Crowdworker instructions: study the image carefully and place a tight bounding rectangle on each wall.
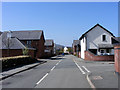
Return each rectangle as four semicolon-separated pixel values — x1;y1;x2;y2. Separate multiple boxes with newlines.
80;37;86;59
114;44;120;74
37;33;45;58
44;46;54;57
73;46;76;55
86;26;113;53
1;49;35;58
21;32;45;58
85;51;114;61
78;52;81;58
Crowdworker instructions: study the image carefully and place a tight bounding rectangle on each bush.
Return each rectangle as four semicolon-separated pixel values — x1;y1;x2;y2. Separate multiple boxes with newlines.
22;47;29;55
1;55;36;69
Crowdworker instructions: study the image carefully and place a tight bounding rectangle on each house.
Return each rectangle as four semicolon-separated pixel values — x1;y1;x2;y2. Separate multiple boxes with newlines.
72;40;80;57
113;37;120;74
0;30;45;58
79;24;116;61
44;39;54;57
0;31;2;35
0;36;35;58
64;47;69;54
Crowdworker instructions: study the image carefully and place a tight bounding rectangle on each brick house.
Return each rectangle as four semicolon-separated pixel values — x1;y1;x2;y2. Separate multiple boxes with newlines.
72;40;80;57
0;30;45;58
44;39;54;57
113;37;120;74
79;24;116;61
0;31;2;35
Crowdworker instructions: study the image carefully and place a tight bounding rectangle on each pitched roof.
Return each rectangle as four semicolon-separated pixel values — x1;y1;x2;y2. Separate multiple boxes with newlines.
9;30;43;40
0;36;26;49
45;39;54;46
0;31;36;50
79;24;114;40
114;37;120;42
73;40;80;46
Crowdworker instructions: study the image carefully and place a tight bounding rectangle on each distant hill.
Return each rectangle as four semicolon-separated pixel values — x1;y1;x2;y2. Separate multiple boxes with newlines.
55;44;64;50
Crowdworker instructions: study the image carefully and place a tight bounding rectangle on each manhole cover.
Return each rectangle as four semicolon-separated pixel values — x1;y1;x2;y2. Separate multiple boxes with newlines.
92;76;103;80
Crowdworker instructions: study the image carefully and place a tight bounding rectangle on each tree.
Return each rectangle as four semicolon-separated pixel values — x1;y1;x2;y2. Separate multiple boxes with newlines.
22;47;29;55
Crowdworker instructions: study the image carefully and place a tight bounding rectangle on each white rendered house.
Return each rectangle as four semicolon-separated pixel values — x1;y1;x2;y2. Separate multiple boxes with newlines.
79;24;115;59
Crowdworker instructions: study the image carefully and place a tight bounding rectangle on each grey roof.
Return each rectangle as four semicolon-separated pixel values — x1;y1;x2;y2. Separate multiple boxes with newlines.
79;24;114;40
0;36;26;49
45;40;54;46
0;31;37;50
114;37;120;42
73;40;80;46
8;30;43;40
98;44;113;49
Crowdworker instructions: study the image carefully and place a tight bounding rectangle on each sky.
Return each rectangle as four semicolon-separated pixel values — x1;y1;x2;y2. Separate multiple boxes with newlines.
2;2;118;47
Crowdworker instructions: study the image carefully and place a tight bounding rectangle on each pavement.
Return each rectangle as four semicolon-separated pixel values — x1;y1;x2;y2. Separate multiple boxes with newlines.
73;56;119;89
0;59;47;81
1;56;63;88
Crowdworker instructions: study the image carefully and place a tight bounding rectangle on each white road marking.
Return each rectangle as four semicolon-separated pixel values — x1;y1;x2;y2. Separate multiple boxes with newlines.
36;60;62;85
51;66;56;71
36;73;48;85
82;66;90;73
56;63;59;66
75;62;86;74
59;60;61;63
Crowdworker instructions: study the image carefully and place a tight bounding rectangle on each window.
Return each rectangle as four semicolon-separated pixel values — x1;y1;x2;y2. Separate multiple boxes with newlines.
102;35;106;41
101;50;104;53
27;41;31;46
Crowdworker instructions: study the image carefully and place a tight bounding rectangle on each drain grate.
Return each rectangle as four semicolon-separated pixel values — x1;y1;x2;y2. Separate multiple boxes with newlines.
92;76;103;80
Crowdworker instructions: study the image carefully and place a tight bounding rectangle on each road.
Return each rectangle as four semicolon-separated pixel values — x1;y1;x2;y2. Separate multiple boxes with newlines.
2;55;91;88
2;55;118;88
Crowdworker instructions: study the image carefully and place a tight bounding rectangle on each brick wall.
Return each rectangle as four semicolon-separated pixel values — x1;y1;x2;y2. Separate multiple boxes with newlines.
1;49;35;58
37;33;45;58
73;46;77;55
21;32;45;58
85;51;114;61
44;46;54;57
114;44;120;74
78;52;81;58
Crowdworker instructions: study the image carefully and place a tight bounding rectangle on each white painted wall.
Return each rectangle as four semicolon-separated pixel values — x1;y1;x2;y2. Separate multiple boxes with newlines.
86;26;113;55
64;47;69;53
87;26;112;49
80;37;86;59
80;25;114;57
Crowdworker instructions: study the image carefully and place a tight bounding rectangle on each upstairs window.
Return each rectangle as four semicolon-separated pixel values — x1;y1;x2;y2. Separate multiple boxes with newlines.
27;41;31;46
102;35;106;42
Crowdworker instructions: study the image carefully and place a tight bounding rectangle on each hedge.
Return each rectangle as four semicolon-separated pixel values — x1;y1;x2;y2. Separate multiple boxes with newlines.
0;55;37;69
